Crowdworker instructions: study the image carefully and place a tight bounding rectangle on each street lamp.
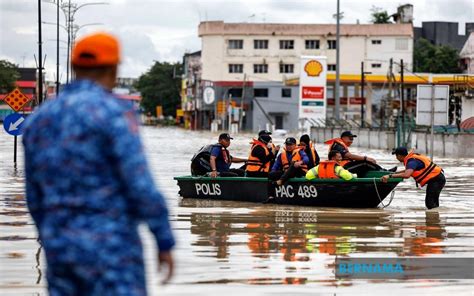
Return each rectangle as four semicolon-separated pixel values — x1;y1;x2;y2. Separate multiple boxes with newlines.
360;61;372;128
62;2;108;82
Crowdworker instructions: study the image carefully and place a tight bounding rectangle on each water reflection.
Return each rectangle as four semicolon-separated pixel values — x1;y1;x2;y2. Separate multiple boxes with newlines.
181;202;456;264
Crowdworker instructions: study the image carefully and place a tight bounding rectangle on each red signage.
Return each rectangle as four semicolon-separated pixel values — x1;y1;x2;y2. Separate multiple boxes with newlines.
302;86;324;99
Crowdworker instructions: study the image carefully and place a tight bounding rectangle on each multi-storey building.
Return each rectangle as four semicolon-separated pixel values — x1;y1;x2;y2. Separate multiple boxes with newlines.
198;21;414;131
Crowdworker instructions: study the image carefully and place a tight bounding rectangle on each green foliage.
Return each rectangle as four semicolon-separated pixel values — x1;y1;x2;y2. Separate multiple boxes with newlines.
135;61;183;116
370;6;392;24
0;59;20;93
414;38;461;73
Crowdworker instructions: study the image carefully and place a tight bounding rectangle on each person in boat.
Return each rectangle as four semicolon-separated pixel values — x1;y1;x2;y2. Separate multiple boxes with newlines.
305;150;357;181
245;130;280;178
324;130;391;176
299;134;320;168
210;133;247;177
324;130;377;165
269;137;309;186
381;147;445;209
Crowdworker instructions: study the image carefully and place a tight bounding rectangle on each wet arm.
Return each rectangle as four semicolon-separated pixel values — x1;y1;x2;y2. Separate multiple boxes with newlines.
231;156;247;163
390;169;414;179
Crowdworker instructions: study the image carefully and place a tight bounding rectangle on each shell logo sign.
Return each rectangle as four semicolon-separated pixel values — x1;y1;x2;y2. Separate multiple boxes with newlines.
299;56;327;127
304;60;323;77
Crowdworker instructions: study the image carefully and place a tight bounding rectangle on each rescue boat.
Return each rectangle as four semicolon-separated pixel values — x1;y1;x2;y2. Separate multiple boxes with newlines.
174;171;402;208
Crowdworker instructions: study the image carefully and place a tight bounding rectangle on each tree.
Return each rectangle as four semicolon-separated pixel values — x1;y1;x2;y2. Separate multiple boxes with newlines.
370;6;392;24
414;38;461;73
135;61;183;116
0;59;20;93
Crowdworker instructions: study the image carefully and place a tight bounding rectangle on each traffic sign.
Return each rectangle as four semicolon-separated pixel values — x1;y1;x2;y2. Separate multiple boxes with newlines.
3;88;32;112
3;113;26;136
203;87;215;105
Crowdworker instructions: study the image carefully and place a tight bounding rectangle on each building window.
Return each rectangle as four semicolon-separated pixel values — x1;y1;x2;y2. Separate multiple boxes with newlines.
228;39;243;49
327;40;337;49
395;38;409;50
254;88;268;97
305;40;320;49
253;64;268;73
281;88;292;98
254;39;268;49
371;40;382;45
279;63;294;73
371;63;382;68
328;64;336;71
228;64;243;73
279;40;294;49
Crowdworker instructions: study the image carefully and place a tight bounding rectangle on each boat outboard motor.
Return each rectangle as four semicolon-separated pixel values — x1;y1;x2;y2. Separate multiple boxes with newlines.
190;144;215;176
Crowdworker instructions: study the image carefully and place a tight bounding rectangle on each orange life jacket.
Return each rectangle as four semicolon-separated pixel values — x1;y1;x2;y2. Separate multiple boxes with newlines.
246;140;271;172
324;138;351;166
280;148;308;172
317;160;339;179
403;152;442;187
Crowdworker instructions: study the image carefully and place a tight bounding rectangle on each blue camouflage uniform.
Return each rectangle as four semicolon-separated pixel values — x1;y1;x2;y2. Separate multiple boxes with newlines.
22;79;175;296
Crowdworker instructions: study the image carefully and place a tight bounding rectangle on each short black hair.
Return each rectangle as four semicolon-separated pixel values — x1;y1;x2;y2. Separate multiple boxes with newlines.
328;150;341;160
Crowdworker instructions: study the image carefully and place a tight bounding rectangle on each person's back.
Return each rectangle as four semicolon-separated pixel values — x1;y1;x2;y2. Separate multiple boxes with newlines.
23;32;174;296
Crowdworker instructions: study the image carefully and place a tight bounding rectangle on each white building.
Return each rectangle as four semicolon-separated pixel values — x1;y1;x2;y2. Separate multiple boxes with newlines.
199;21;413;82
198;21;414;131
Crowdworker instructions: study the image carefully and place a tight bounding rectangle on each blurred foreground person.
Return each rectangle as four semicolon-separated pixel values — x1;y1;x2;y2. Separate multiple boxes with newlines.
381;147;445;209
22;32;175;296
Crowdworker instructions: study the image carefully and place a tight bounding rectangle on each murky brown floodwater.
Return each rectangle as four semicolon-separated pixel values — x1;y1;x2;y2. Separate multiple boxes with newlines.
1;126;473;295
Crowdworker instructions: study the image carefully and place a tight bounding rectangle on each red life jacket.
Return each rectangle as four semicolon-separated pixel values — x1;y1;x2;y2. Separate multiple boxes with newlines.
280;148;308;172
324;138;350;166
404;152;442;187
317;160;339;179
246;140;271;172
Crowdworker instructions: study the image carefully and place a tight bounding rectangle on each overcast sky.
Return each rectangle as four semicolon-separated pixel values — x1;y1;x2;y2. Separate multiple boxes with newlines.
1;0;473;81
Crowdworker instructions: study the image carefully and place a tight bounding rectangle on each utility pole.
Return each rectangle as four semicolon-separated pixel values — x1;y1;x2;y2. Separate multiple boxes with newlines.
38;0;44;105
400;59;405;145
335;0;341;120
361;62;365;127
56;0;60;96
360;61;372;128
66;0;71;83
386;58;394;127
239;74;246;131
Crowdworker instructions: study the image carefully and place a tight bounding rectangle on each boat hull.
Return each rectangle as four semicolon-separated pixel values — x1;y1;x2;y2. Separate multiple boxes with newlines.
175;172;401;208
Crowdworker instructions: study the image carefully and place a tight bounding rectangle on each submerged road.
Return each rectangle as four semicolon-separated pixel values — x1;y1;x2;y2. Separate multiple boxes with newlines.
1;126;473;295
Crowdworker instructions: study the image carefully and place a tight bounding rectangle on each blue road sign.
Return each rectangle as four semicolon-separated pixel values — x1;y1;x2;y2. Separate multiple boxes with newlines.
3;113;26;136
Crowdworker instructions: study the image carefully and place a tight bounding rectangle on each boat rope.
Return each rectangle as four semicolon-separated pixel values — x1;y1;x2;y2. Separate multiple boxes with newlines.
372;178;396;208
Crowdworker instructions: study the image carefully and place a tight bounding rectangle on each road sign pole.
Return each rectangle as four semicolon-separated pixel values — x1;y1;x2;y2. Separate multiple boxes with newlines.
14;135;17;164
430;84;435;160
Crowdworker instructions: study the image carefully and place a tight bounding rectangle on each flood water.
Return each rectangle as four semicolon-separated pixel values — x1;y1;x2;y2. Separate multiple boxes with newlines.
1;126;473;295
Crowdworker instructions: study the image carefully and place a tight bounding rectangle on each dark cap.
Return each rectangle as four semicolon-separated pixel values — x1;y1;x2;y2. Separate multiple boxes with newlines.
284;137;297;145
341;131;357;138
299;134;310;145
258;130;272;136
259;134;272;144
219;133;233;141
392;147;408;156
